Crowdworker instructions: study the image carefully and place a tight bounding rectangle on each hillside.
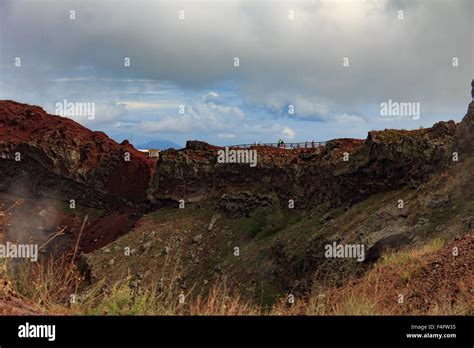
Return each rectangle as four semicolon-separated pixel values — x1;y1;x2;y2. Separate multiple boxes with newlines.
0;99;473;314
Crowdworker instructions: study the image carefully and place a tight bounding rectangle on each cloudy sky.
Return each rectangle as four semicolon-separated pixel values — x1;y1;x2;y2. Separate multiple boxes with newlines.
0;0;472;147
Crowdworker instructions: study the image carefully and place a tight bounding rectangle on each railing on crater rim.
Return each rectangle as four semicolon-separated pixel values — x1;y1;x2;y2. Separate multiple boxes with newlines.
227;141;327;149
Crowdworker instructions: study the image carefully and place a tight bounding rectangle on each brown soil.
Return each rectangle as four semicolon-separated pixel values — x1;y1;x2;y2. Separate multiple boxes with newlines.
404;235;473;313
328;235;474;314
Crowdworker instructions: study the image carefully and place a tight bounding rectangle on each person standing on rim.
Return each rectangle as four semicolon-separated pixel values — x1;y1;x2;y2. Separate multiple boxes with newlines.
471;79;474;100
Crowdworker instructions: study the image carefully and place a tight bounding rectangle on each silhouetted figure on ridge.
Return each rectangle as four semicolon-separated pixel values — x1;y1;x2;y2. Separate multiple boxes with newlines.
471;79;474;100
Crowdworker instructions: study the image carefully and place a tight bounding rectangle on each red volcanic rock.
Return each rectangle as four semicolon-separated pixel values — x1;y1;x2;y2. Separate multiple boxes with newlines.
0;100;155;203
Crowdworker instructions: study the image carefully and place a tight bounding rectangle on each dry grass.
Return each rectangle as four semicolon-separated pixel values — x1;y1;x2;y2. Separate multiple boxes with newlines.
189;282;261;315
272;238;473;316
301;238;446;315
81;252;261;315
1;201;471;316
10;256;83;314
0;201;83;314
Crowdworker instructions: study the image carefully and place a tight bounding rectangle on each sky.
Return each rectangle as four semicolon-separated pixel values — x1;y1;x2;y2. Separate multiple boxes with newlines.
0;0;472;148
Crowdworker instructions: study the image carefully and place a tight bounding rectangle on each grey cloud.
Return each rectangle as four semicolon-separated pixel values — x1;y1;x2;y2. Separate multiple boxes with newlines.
0;0;472;124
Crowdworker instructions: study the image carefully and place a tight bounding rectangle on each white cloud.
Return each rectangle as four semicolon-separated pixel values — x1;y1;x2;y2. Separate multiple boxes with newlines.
217;133;236;139
56;101;128;126
282;127;296;140
253;92;332;121
334;113;366;125
136;93;247;134
118;101;180;110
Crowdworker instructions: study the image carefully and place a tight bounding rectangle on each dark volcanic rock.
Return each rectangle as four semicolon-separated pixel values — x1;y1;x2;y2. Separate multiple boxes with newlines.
218;191;277;218
364;233;412;262
186;140;213;151
150;122;457;210
453;102;474;155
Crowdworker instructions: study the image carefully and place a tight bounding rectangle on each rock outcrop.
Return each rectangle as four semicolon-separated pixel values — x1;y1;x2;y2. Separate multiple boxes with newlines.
0;100;155;207
2;99;471;213
453;102;474;155
150;121;458;210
